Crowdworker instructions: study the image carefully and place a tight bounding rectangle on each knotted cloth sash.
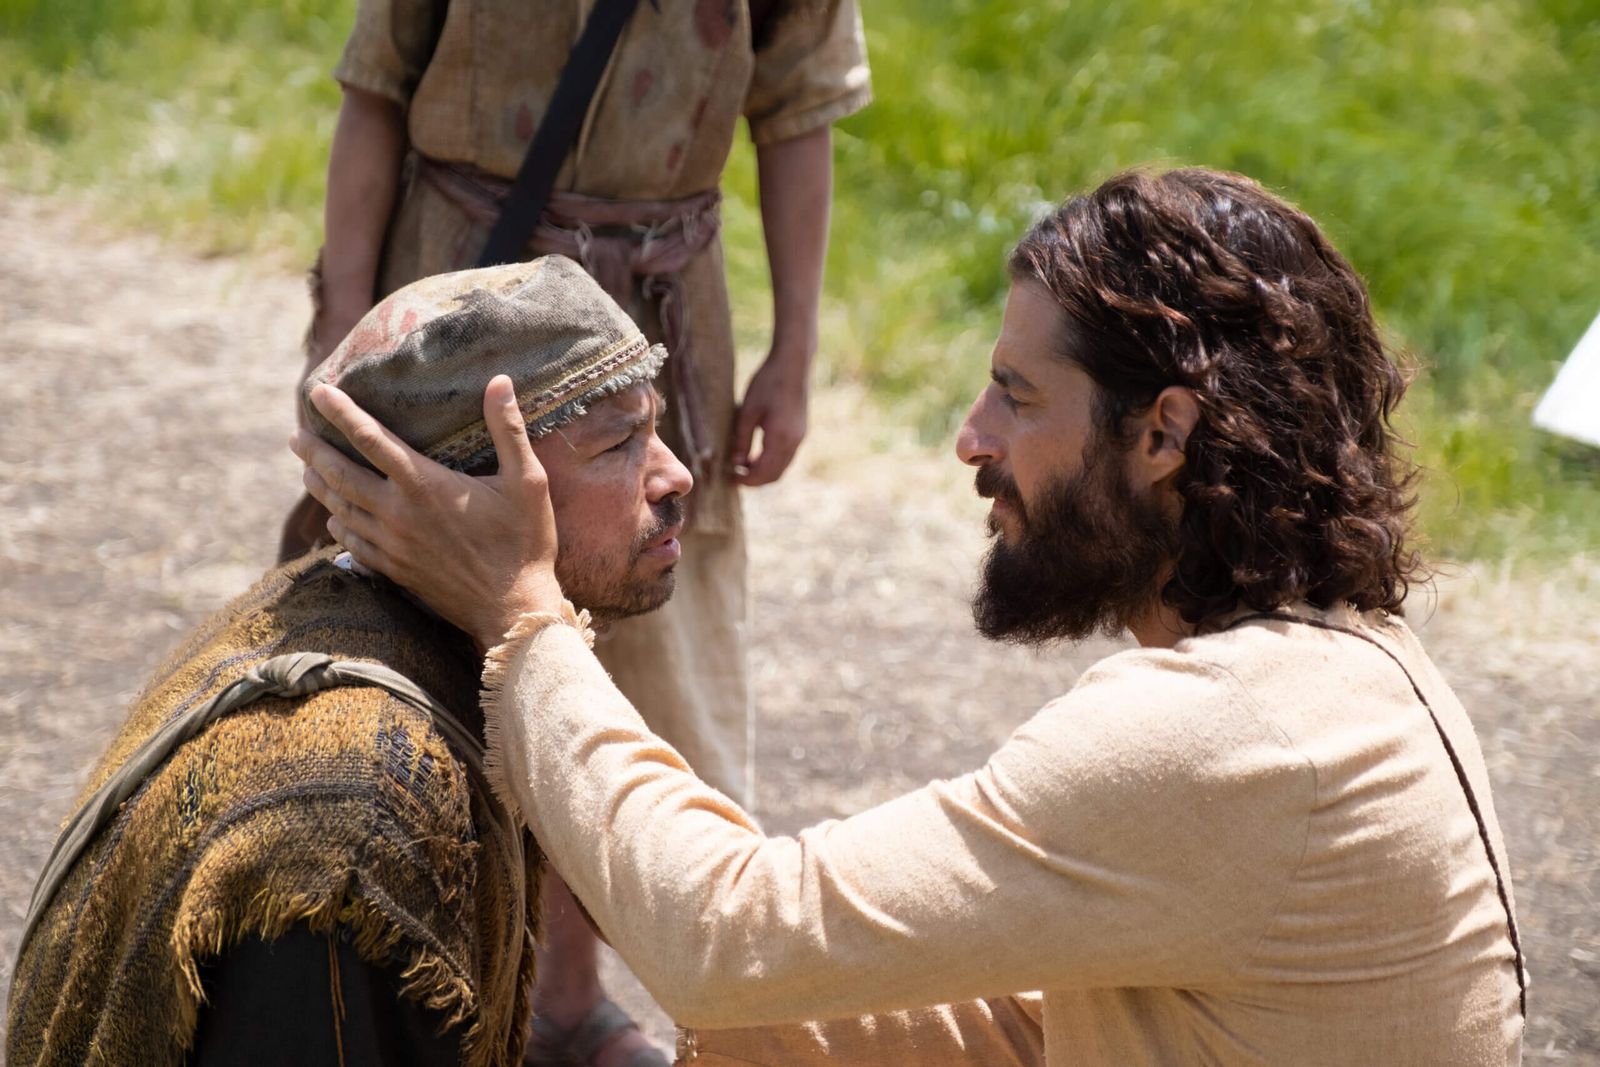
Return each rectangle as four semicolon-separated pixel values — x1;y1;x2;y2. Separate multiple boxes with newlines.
420;156;721;479
19;652;522;965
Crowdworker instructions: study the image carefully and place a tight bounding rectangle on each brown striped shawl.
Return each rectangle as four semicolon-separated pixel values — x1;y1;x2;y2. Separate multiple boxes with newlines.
7;549;538;1067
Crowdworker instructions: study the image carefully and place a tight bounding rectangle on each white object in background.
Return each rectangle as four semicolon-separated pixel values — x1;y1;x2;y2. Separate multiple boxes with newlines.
1533;308;1600;449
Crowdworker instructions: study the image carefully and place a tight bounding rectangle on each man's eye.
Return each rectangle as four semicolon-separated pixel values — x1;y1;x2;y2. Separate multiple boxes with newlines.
989;381;1022;412
605;433;636;454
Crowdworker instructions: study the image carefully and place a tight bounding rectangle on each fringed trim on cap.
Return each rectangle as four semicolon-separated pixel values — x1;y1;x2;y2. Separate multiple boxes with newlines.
523;340;668;441
478;602;596;828
433;338;669;472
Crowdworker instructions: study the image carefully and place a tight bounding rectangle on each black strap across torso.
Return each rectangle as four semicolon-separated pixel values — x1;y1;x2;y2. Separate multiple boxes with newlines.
476;0;644;267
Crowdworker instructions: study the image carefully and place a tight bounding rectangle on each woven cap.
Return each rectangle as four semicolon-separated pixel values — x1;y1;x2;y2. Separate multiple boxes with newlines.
303;256;666;472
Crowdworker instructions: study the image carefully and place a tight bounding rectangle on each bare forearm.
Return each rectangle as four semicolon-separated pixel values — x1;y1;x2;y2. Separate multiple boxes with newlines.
755;125;832;362
732;127;833;483
317;87;408;351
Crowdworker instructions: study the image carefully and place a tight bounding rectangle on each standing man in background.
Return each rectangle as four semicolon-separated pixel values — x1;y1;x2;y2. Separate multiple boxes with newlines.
279;2;871;1064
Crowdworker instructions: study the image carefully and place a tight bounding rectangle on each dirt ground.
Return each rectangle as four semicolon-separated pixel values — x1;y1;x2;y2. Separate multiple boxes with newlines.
2;189;1596;1061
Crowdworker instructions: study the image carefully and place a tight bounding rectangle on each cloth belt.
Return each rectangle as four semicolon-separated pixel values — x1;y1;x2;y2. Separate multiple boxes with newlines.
19;652;524;963
420;155;721;480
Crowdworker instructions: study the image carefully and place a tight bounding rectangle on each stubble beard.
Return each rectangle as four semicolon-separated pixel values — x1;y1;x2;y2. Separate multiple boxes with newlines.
558;497;686;624
972;438;1179;645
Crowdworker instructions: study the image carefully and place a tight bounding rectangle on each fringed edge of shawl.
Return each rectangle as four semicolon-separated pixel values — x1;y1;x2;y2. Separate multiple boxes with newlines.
477;603;594;832
507;901;543;1064
169;890;515;1067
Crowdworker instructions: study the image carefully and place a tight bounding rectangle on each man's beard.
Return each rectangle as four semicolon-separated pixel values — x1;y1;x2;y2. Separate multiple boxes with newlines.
973;440;1179;645
559;497;686;623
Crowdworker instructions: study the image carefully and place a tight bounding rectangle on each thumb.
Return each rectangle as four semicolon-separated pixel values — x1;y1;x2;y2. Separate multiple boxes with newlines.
731;397;763;467
483;375;541;487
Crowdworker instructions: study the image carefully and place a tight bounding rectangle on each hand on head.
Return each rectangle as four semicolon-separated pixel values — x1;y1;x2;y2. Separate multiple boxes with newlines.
290;375;565;650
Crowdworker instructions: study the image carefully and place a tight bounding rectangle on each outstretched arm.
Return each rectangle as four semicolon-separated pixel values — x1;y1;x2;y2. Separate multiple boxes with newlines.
685;996;1043;1066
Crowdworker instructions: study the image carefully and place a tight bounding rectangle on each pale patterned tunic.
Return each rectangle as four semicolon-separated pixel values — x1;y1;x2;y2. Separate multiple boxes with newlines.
332;0;871;803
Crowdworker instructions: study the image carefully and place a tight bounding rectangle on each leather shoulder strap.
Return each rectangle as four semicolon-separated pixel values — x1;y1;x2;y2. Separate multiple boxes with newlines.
1227;611;1527;1017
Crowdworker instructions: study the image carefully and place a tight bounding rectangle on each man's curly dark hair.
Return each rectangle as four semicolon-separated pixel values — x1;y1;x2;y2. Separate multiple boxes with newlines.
1010;167;1427;626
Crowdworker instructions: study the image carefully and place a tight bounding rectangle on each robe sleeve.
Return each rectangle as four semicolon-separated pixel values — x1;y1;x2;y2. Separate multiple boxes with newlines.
684;995;1044;1065
743;0;873;145
332;0;448;109
482;621;1313;1030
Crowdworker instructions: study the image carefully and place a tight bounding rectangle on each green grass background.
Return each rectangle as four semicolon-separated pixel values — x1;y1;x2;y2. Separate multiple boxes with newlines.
4;0;1597;562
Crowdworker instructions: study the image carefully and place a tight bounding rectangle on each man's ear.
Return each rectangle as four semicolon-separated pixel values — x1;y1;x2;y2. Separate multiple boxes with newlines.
1133;385;1200;488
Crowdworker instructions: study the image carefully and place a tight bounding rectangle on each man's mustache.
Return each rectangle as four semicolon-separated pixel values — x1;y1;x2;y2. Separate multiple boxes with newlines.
635;497;687;550
974;464;1022;508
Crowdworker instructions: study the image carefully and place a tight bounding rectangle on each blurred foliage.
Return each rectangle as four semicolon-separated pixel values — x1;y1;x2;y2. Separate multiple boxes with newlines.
3;0;1597;560
0;0;345;252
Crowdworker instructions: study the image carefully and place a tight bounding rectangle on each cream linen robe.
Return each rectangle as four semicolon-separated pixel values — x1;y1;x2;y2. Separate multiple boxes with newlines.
483;602;1524;1065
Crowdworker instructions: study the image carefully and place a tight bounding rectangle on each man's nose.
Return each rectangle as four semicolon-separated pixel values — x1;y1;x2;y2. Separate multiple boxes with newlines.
955;392;1000;468
648;435;694;501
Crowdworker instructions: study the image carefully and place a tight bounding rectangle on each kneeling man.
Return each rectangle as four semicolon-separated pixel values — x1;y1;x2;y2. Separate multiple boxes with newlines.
7;257;688;1067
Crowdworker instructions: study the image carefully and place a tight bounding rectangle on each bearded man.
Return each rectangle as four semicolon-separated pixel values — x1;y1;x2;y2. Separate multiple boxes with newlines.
294;168;1525;1065
8;257;689;1067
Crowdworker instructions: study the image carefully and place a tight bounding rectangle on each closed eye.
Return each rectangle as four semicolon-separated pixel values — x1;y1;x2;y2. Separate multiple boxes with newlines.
990;369;1028;411
604;415;652;454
